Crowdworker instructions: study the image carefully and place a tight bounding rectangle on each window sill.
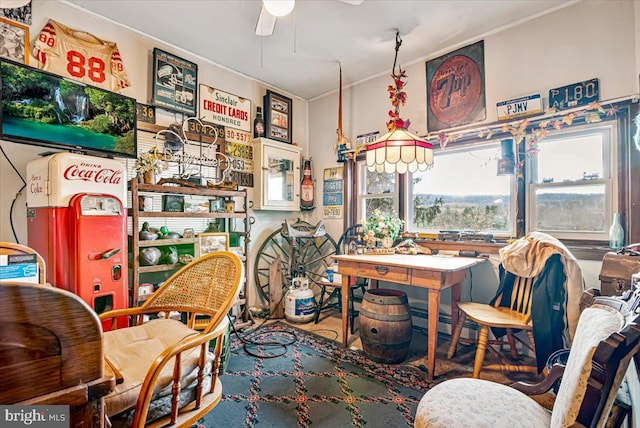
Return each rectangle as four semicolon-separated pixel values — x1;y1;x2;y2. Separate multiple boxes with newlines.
414;239;611;261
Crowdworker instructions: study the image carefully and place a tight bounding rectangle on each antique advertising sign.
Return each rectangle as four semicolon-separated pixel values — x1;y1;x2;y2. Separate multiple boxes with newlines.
322;167;343;219
426;40;485;132
496;94;542;121
199;85;251;132
152;48;198;115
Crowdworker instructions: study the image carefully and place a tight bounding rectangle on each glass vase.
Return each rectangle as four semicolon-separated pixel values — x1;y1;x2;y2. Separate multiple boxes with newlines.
609;212;624;250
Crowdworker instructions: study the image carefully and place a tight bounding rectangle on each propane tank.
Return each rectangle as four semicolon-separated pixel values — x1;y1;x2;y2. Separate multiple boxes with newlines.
285;277;315;323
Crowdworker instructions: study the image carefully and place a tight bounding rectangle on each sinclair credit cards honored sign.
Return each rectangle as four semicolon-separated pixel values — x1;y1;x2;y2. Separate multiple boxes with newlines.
199;85;251;132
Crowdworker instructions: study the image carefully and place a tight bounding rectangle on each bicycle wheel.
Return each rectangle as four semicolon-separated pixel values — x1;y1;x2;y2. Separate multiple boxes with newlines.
254;220;337;302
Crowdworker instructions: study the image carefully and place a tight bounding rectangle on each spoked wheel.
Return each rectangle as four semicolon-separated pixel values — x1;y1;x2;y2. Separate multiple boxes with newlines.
254;219;337;302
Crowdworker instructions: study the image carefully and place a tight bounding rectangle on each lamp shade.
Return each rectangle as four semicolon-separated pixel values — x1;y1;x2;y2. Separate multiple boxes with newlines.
366;128;434;174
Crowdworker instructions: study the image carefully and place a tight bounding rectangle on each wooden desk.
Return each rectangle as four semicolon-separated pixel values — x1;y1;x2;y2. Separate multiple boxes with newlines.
333;253;482;380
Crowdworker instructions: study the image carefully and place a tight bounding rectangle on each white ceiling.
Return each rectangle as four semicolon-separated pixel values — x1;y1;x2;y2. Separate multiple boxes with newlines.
66;0;577;101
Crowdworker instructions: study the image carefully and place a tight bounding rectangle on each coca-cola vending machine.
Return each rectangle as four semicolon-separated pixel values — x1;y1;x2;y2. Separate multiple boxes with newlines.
26;153;128;321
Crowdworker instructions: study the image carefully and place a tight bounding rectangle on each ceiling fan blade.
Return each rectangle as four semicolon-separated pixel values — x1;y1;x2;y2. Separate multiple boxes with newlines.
255;5;276;36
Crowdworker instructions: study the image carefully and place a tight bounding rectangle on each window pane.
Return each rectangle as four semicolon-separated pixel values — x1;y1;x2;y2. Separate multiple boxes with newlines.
358;162;398;224
365;197;395;219
533;184;606;232
410;145;513;234
527;124;613;240
364;170;395;195
535;134;603;183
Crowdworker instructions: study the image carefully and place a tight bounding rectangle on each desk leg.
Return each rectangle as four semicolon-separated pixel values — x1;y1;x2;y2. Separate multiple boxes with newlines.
427;290;441;380
450;283;461;342
341;274;350;348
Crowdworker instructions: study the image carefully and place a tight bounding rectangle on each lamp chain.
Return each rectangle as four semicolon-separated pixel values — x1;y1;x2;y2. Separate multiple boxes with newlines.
392;30;402;79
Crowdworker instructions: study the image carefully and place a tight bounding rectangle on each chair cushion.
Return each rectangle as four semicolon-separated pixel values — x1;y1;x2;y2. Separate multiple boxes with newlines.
103;318;203;417
414;378;551;428
550;305;624;427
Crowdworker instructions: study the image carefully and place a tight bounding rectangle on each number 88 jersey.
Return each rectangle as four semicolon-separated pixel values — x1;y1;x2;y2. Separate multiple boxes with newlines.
33;19;130;93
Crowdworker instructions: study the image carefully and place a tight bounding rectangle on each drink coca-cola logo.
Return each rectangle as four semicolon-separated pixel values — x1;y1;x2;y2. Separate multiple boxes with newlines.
63;164;123;184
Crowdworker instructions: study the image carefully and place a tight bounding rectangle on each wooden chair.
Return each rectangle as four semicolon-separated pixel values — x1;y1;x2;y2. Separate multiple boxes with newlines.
0;281;115;427
415;287;640;428
448;252;567;378
99;251;244;428
0;241;46;284
314;224;367;333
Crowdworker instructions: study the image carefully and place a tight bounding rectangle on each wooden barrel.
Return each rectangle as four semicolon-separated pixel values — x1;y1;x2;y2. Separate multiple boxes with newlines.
359;289;412;364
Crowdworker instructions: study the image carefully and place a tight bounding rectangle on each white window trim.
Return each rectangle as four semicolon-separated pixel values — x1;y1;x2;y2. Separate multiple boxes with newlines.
356;161;399;223
525;123;618;240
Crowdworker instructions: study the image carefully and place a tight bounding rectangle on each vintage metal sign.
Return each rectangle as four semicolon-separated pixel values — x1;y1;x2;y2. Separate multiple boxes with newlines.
496;94;542;121
322;167;343;219
199;85;251;132
136;103;156;124
356;131;380;147
426;40;486;132
152;48;198;115
549;78;599;110
224;138;254;188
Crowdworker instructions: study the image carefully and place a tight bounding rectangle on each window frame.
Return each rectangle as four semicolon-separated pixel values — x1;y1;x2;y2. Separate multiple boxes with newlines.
356;161;400;224
525;123;617;240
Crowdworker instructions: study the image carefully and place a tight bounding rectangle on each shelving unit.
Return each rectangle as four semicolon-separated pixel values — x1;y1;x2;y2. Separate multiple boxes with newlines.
129;179;252;329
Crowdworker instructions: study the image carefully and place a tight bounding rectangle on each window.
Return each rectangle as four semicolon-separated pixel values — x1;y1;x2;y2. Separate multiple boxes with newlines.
407;142;515;236
354;113;624;244
526;124;616;240
357;162;398;223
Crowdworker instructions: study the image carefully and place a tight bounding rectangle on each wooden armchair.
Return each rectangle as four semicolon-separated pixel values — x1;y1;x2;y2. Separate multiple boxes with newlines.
0;281;115;427
415;287;640;428
99;251;244;428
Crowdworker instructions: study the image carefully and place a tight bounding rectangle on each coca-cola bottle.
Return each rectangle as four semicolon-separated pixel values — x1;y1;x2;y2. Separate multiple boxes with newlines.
300;158;314;210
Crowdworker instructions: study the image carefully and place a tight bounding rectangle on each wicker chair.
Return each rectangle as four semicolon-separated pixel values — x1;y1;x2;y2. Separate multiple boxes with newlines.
0;241;46;284
415;287;640;428
99;251;244;428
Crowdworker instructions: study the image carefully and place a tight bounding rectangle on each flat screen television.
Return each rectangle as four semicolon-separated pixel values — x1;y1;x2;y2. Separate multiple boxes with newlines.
0;58;137;159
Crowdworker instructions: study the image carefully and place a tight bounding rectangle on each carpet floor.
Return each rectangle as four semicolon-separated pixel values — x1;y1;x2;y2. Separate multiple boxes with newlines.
193;321;437;428
193;314;542;427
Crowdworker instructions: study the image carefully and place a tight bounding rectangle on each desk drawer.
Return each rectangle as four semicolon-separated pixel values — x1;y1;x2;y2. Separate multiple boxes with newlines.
357;263;409;283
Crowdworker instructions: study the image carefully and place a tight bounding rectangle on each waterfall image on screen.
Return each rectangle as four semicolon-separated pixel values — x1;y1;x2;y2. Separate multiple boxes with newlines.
0;58;137;158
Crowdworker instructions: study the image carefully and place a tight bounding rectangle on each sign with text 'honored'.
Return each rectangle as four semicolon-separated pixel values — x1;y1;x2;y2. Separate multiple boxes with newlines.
496;94;542;121
199;85;251;132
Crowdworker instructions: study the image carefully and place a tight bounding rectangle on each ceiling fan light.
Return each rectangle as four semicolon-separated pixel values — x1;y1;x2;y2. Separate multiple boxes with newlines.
263;0;295;17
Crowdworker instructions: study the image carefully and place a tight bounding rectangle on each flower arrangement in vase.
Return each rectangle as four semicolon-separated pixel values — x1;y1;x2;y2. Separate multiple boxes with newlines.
134;147;167;184
362;209;404;249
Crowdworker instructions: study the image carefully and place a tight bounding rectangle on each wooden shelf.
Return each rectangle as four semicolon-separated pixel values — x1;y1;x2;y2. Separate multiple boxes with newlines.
137;238;198;247
128;178;253;329
132;211;247;219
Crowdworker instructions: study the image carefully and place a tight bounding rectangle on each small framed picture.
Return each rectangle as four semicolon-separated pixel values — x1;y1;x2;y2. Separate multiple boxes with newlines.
264;89;292;144
0;17;29;64
198;232;229;256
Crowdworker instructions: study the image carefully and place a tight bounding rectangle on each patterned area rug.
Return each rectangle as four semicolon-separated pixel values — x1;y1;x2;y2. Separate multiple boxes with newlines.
193;321;436;428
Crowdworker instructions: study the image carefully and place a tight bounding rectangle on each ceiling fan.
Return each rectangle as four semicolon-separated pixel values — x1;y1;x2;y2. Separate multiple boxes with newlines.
255;0;364;36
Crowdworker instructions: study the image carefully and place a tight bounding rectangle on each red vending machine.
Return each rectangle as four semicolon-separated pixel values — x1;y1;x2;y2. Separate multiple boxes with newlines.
26;153;128;320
